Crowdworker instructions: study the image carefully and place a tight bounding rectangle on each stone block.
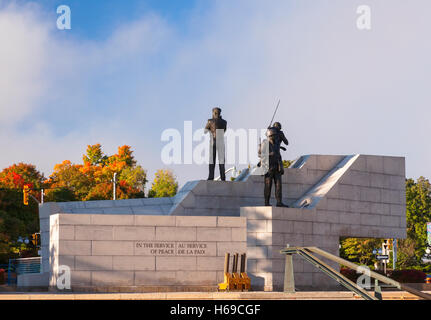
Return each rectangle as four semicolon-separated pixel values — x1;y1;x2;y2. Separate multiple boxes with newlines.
91;214;134;226
292;221;312;234
315;210;340;223
155;227;196;241
248;246;268;260
360;187;381;203
175;271;217;285
335;185;361;201
283;233;304;247
370;173;389;189
84;200;116;208
75;225;113;240
102;207;134;214
390;204;405;216
176;216;217;227
217;216;246;228
241;206;272;220
92;241;134;255
113;256;155;271
350;155;366;171
40;218;50;233
326;199;348;212
156;256;197;271
131;206;165;214
197;257;225;271
57;255;75;270
383;157;405;176
232;228;247;242
134;271;176;285
381;215;400;228
330;224;352;236
366;156;384;173
381;190;402;204
271;220;294;233
342;170;370;187
360;214;381;226
315;155;344;171
295;272;313;287
58;240;91;255
312;222;332;235
75;256;113;271
92;271;134;286
370;202;391;215
71;271;91;286
196;227;232;242
339;212;361;225
266;245;285;260
247;220;267;233
113;226;155;240
217;242;247;256
135;215;176;226
57;214;91;225
347;201;370;214
58;225;75;240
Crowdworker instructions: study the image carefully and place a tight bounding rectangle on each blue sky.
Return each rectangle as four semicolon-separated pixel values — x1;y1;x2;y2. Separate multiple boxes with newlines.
0;0;430;189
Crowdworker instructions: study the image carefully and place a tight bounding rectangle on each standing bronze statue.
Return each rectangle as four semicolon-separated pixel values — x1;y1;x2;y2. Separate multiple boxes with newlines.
258;126;289;207
205;107;227;181
273;122;288;175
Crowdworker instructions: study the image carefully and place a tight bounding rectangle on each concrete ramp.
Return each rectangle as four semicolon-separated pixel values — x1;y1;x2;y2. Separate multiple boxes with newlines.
293;155;360;208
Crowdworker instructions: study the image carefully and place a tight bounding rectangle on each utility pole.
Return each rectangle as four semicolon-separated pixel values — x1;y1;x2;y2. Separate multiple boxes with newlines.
393;238;397;270
113;173;117;200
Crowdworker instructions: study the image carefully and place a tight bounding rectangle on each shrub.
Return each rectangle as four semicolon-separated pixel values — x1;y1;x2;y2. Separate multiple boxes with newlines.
389;270;426;283
0;269;5;285
340;267;359;282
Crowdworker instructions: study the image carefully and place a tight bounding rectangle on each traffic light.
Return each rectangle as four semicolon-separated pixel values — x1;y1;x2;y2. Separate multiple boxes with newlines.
31;233;39;246
23;185;29;206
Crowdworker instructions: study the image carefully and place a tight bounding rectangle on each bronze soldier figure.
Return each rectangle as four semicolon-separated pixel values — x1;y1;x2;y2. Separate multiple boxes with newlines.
259;127;288;207
272;122;288;174
205;107;227;181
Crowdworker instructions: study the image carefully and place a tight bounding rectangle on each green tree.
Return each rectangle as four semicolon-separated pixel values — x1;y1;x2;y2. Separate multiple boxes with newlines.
283;160;292;168
148;169;178;198
340;237;382;266
404;177;431;262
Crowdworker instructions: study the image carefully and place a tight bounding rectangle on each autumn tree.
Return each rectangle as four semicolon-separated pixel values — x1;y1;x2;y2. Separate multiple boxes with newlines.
148;169;178;198
46;144;147;201
0;163;42;263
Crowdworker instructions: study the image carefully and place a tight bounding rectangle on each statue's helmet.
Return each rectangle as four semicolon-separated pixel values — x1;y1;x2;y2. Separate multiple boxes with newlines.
212;107;221;114
273;122;282;129
266;127;278;137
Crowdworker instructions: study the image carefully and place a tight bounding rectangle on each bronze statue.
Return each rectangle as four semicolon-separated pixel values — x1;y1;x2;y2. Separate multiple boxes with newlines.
259;127;288;207
205;107;227;181
273;122;288;175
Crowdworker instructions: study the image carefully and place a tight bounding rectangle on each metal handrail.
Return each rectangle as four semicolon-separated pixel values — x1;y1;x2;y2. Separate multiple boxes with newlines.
280;246;431;300
7;257;42;285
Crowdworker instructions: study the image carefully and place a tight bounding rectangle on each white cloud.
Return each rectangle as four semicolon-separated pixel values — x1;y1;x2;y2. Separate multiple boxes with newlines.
0;0;430;189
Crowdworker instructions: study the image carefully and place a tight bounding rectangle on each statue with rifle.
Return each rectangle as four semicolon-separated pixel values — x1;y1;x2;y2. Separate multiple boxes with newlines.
258;99;289;207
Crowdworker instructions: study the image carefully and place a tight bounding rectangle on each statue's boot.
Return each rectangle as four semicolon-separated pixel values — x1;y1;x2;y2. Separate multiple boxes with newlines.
208;164;215;180
276;202;289;208
219;164;226;181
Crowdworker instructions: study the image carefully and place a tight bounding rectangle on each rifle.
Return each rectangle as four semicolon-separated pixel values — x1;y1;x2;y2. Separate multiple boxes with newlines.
268;99;286;151
268;99;280;128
